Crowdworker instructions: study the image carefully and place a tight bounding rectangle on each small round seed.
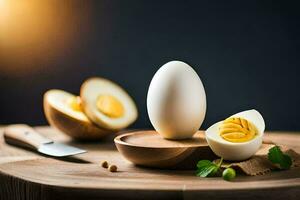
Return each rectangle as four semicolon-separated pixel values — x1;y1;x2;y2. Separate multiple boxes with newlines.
108;165;117;172
101;161;108;168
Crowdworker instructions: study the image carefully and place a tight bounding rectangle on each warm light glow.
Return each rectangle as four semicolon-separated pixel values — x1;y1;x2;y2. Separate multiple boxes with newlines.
0;0;92;75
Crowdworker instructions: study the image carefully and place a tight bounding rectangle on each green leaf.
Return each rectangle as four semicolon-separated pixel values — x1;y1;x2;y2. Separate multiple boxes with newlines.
196;159;223;177
268;146;292;169
197;160;213;168
196;165;217;177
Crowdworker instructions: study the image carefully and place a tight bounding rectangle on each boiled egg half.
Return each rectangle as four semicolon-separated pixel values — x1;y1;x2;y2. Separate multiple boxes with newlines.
44;89;112;140
80;77;138;130
205;109;265;161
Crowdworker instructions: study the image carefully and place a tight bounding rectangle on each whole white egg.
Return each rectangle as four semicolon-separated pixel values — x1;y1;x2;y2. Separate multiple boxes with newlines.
147;61;206;139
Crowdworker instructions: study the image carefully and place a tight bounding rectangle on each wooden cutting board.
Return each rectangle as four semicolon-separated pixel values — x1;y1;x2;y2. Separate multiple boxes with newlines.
0;126;299;200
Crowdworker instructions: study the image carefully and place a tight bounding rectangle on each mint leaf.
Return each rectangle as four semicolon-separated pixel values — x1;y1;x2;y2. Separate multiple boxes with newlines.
268;146;292;169
196;159;223;177
196;165;217;177
197;160;213;168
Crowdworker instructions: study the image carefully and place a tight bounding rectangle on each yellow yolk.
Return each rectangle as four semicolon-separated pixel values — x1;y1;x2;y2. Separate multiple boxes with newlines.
96;95;124;118
219;117;257;143
67;96;83;112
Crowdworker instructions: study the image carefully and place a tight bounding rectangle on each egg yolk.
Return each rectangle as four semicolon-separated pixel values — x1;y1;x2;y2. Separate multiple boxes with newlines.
96;95;124;118
67;96;83;112
219;117;257;143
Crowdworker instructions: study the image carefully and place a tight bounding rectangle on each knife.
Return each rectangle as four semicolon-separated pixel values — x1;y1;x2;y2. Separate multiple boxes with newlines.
3;124;86;157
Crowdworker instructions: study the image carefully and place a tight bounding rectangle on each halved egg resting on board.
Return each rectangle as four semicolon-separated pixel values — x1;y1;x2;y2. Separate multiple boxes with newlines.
44;89;112;140
43;78;138;140
205;110;265;161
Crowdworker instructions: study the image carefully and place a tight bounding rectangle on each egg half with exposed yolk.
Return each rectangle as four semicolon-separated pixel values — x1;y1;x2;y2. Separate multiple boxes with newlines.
80;77;138;130
44;89;112;140
205;109;265;161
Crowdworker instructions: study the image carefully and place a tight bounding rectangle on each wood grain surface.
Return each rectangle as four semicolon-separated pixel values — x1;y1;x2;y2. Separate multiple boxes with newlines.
0;126;299;200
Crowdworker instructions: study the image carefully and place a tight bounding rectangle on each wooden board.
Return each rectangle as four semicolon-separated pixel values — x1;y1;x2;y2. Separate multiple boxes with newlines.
0;126;300;200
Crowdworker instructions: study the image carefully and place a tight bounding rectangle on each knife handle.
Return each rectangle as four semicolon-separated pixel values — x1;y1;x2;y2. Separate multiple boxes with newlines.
3;124;53;150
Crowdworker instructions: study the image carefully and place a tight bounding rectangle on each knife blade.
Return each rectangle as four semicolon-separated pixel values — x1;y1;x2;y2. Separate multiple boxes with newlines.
3;124;86;157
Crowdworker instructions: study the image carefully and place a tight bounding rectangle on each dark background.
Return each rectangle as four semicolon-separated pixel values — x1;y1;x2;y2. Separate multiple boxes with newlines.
0;0;299;131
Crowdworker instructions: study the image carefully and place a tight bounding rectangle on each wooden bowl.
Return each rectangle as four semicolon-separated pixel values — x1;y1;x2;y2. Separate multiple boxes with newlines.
114;130;215;169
